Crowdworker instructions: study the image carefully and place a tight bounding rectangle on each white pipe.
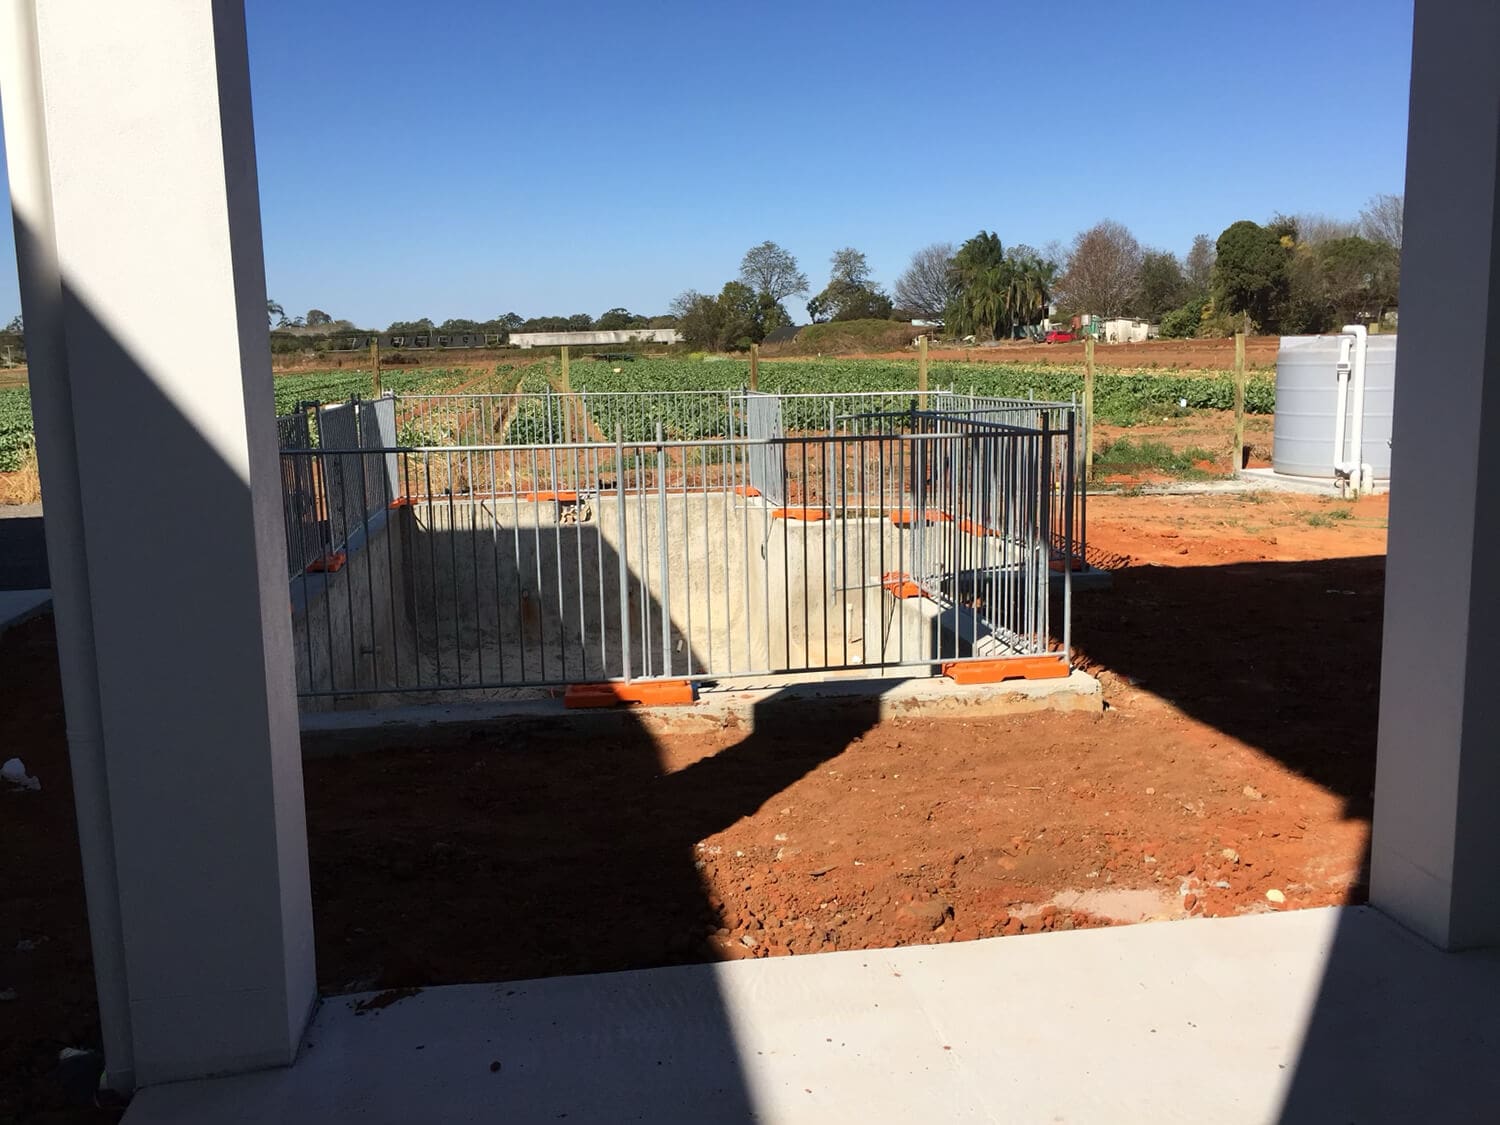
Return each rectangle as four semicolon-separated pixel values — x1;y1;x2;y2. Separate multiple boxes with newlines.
1333;334;1353;477
0;1;135;1088
1343;324;1369;495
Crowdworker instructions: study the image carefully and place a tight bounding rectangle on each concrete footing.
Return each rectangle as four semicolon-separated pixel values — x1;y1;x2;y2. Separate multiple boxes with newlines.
299;670;1101;755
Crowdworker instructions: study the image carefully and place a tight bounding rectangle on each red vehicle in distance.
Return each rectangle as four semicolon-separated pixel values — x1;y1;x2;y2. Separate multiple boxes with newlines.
1044;329;1076;343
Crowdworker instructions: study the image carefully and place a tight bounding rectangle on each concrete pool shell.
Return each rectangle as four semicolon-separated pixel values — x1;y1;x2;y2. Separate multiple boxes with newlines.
290;488;1064;709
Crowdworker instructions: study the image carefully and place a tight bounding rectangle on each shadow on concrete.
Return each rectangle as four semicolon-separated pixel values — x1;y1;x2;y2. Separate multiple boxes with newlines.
301;691;881;1121
1274;905;1500;1122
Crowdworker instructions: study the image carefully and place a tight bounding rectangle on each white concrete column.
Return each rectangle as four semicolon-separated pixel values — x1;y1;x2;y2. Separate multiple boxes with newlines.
1371;0;1500;951
0;0;315;1086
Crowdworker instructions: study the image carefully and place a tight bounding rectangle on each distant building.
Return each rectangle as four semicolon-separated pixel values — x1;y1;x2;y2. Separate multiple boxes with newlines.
507;328;682;350
1097;317;1157;343
761;325;802;345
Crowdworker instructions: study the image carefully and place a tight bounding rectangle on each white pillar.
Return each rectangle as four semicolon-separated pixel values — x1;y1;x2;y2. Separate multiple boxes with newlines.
0;0;315;1086
1371;0;1500;951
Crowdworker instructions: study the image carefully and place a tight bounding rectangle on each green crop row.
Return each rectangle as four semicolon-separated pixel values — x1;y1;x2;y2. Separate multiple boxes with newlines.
560;358;1275;433
272;367;469;415
504;370;569;445
0;388;34;472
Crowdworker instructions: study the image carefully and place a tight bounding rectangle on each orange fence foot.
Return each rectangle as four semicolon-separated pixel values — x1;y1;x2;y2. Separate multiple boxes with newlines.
882;571;925;599
307;551;347;574
564;680;697;709
889;508;952;527
941;656;1070;684
771;507;829;522
732;485;762;498
957;519;1002;538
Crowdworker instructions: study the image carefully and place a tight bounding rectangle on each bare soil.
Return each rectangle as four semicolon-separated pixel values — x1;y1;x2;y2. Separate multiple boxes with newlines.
867;336;1280;370
1;487;1386;1119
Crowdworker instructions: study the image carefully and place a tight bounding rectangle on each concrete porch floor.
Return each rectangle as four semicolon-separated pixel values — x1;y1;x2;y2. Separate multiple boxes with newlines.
124;905;1500;1124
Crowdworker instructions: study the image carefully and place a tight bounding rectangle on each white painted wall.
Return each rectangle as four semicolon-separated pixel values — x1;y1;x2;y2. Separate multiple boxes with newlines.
1371;0;1500;950
0;0;316;1086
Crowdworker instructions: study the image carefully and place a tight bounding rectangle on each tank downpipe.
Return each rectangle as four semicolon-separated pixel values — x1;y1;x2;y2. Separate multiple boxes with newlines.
1336;324;1371;497
1333;334;1353;486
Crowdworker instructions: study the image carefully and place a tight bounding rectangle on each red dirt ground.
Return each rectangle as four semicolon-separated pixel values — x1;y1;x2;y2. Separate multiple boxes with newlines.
0;487;1386;1119
866;336;1281;370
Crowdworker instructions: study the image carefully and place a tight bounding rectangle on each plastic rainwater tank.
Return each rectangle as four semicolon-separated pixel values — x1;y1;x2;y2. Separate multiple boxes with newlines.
1272;335;1397;480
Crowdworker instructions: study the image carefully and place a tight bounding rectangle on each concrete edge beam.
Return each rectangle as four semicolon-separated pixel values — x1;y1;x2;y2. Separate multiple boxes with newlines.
298;670;1102;756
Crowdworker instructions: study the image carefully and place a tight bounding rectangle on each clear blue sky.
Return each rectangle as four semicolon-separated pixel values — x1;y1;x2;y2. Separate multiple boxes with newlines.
0;0;1413;328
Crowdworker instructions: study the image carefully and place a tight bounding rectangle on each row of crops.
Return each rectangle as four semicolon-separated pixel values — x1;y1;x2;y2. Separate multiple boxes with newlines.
272;367;471;415
0;358;1279;476
562;358;1277;433
0;388;33;472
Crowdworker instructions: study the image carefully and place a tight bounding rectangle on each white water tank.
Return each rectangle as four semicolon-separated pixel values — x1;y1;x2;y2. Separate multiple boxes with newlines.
1273;335;1397;480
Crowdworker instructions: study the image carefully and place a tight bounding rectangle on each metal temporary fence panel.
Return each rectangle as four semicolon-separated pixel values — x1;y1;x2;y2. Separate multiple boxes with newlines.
281;390;1075;700
745;392;786;505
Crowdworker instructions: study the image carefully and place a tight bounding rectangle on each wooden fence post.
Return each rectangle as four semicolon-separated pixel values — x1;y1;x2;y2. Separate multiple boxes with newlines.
1233;331;1247;471
369;335;381;398
749;342;760;391
1084;335;1096;480
918;334;929;410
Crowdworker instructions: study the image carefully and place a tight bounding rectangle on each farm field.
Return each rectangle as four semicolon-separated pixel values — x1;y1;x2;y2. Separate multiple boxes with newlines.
2;356;1281;503
0;484;1385;1119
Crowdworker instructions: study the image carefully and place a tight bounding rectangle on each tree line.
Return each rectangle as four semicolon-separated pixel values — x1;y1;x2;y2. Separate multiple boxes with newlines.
258;191;1402;352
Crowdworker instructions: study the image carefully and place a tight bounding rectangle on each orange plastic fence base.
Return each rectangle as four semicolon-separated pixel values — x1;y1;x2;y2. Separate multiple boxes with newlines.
942;656;1070;684
882;571;924;599
889;508;951;527
522;490;580;503
307;551;347;574
771;507;829;522
564;680;697;709
957;519;1002;538
732;485;762;498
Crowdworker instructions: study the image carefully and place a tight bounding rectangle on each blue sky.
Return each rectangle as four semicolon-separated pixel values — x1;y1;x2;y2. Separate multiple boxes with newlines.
0;0;1413;328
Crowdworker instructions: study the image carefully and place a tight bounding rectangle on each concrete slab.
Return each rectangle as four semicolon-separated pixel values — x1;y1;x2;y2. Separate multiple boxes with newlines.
299;670;1102;754
122;906;1500;1124
1092;470;1387;500
0;587;50;634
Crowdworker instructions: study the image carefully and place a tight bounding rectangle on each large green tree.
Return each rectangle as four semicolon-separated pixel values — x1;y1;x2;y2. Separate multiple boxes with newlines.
594;307;648;330
808;246;894;322
1137;251;1187;320
946;232;1054;339
1212;220;1290;331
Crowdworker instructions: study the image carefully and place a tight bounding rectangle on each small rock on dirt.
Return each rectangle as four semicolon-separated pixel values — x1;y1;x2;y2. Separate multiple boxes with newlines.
1182;893;1198;911
901;899;953;931
1265;888;1286;904
1243;785;1264;801
740;934;758;948
1221;847;1241;864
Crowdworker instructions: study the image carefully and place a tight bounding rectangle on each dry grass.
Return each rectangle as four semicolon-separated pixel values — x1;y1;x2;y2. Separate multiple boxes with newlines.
0;448;41;505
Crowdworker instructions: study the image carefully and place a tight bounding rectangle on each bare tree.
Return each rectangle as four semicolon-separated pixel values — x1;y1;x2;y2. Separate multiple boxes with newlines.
1360;192;1404;251
738;241;808;303
892;242;956;320
1283;212;1360;245
1055;220;1144;317
829;247;873;287
1184;234;1216;296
